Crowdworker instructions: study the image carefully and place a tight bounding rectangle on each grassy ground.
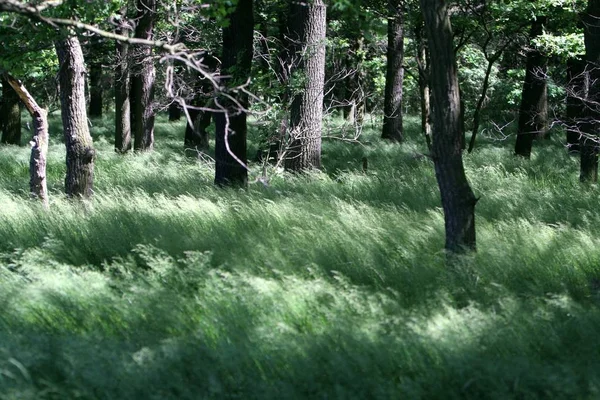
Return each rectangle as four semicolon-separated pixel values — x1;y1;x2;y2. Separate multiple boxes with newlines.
1;113;600;399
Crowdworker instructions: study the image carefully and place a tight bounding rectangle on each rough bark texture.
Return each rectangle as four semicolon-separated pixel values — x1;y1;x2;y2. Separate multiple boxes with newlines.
115;19;131;153
214;0;253;187
88;61;103;118
515;17;548;158
4;73;48;207
381;0;404;142
566;57;586;153
56;36;95;198
581;0;600;182
284;0;327;171
1;76;21;145
130;0;156;151
420;0;477;254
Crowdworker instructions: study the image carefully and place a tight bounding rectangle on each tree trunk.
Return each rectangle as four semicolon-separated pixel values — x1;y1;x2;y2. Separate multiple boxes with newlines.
581;0;600;182
56;36;95;198
115;17;132;153
420;0;477;254
88;61;103;118
415;21;432;150
3;73;48;207
130;0;156;151
1;77;21;145
381;0;404;142
284;0;327;171
184;107;211;156
169;102;181;121
214;0;253;187
514;17;548;158
566;57;586;153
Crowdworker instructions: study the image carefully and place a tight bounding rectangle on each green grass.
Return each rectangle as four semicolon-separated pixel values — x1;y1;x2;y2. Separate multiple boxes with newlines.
1;113;600;399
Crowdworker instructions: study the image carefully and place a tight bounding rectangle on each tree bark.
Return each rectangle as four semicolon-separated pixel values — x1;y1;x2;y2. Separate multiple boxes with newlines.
1;76;21;145
115;17;132;153
581;0;600;182
3;73;48;207
420;0;477;254
213;0;253;187
284;0;327;171
514;17;548;158
566;57;586;153
130;0;156;151
381;0;404;142
415;20;432;150
56;36;95;198
88;60;103;118
169;102;181;121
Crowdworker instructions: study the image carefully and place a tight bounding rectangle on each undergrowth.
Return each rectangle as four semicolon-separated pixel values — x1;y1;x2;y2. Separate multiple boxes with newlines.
0;113;599;399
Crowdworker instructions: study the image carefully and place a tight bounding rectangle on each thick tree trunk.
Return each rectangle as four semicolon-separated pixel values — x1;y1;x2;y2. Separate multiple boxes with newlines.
284;0;326;171
56;36;95;198
88;61;103;118
115;19;132;153
130;0;156;151
415;21;432;150
581;0;600;182
214;0;253;187
381;0;404;142
169;102;181;121
420;0;477;254
515;17;548;158
566;57;586;153
4;73;48;207
1;77;21;145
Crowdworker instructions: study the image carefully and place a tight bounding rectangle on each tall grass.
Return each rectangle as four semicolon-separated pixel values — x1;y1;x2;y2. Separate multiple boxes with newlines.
0;113;599;399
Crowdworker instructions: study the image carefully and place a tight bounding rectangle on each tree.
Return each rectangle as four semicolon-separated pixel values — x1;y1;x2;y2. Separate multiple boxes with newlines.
514;16;549;158
581;0;600;182
420;0;477;254
284;0;327;171
566;56;586;153
0;76;21;144
381;0;404;142
3;73;48;206
56;35;95;198
130;0;156;151
213;0;254;186
115;12;132;153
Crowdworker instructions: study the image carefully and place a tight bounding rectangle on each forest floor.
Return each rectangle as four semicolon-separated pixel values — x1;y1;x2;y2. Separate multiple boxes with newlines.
1;113;600;399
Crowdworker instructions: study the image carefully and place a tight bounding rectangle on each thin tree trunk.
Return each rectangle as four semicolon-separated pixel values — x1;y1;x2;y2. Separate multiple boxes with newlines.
515;17;548;158
56;36;95;198
1;76;21;145
3;73;48;207
581;0;600;182
566;57;586;153
284;0;327;171
130;0;156;151
88;61;103;118
420;0;477;254
214;0;253;186
415;21;432;150
115;17;132;153
468;55;499;153
381;0;404;142
169;102;181;121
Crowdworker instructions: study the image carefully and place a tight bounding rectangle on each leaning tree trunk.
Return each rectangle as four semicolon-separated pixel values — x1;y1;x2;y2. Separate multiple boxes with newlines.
3;73;48;207
420;0;477;254
56;36;95;198
381;0;405;142
213;0;253;187
581;0;600;182
514;17;548;158
130;0;156;151
566;56;586;153
284;0;327;171
115;16;132;153
1;76;21;145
